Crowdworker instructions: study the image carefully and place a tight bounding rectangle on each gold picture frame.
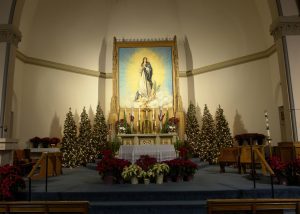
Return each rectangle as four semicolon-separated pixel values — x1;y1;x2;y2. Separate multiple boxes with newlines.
108;36;184;139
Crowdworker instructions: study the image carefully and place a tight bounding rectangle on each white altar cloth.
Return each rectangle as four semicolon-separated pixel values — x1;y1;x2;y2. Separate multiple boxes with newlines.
118;145;176;163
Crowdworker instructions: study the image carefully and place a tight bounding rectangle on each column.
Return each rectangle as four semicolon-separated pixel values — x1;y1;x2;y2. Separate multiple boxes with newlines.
0;0;22;165
270;0;300;141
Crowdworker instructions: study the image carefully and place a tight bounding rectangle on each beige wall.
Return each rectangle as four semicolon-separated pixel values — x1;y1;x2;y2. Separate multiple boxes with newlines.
13;59;99;148
13;0;284;145
286;36;300;140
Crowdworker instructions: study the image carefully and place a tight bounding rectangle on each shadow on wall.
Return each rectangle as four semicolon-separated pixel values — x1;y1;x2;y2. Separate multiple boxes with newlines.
185;36;195;105
49;112;62;139
89;106;95;123
98;37;106;114
233;110;248;138
196;104;202;129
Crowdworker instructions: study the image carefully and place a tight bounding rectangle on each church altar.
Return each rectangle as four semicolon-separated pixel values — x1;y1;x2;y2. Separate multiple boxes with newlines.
117;133;177;163
117;133;177;145
118;144;176;163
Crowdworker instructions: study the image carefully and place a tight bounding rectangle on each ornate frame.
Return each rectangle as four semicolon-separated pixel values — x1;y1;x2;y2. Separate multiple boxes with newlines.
109;36;184;139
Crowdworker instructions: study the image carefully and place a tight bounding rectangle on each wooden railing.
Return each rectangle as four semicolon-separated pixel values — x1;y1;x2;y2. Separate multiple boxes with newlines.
27;152;62;180
207;198;300;214
0;201;89;213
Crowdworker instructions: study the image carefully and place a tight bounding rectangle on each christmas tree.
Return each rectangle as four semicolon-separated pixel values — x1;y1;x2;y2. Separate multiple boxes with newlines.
61;108;78;168
78;107;93;165
92;104;108;156
185;103;201;156
199;104;218;163
215;105;233;150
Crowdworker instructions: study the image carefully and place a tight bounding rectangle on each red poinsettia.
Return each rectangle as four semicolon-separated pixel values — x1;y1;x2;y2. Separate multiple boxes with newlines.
0;165;25;200
136;155;157;171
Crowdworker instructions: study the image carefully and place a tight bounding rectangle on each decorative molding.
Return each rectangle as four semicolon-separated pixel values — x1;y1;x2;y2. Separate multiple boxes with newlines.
180;45;276;77
116;37;174;42
0;24;21;46
270;16;300;41
16;50;109;78
16;44;276;79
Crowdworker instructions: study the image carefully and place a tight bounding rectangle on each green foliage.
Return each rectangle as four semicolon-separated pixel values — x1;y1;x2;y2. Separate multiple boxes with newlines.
185;103;201;156
92;104;108;155
215;105;233;150
78;107;93;165
61;108;79;168
199;104;218;163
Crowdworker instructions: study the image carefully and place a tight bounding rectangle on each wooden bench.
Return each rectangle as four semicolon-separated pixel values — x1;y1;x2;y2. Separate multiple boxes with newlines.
207;198;300;214
0;201;89;213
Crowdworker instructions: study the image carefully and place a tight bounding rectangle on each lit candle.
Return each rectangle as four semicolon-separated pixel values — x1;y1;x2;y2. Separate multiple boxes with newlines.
152;108;155;120
138;107;140;120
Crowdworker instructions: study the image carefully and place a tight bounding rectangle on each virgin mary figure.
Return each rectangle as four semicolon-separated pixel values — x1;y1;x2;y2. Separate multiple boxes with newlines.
134;57;153;101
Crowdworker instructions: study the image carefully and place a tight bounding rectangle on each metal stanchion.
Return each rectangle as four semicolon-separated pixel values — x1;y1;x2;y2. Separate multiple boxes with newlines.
45;152;48;192
28;177;32;201
270;174;275;198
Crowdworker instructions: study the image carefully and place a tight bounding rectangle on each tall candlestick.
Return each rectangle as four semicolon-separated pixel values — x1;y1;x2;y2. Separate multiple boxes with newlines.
138;107;140;120
152;108;154;120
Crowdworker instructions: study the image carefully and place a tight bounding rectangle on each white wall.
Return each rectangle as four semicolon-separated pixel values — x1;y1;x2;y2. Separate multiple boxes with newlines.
191;58;281;144
286;36;300;140
13;0;283;144
13;59;99;148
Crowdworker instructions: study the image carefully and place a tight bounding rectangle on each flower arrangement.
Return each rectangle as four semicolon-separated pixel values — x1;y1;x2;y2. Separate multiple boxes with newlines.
140;169;155;179
121;164;143;181
115;119;130;134
268;156;286;176
168;117;179;132
151;163;169;176
0;164;26;200
136;155;157;171
30;137;60;148
97;156;131;183
50;137;60;147
29;137;41;148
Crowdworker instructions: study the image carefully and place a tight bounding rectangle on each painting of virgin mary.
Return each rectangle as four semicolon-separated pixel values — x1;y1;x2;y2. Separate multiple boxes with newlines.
119;47;173;108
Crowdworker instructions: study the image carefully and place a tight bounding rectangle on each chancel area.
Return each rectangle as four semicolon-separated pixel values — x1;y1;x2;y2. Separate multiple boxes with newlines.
1;0;300;213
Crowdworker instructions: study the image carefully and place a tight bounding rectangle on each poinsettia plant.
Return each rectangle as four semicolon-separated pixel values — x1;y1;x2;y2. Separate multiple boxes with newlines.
0;164;26;200
136;155;157;171
96;156;131;183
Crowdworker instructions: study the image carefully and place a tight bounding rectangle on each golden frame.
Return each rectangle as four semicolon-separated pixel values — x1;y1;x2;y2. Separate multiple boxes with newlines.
108;36;184;139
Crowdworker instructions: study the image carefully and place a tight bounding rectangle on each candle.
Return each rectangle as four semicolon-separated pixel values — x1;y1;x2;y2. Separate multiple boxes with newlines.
152;108;154;120
138;107;140;120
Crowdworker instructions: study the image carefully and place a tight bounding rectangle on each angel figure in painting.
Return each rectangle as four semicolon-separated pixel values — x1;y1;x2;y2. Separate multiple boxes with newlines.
134;57;153;101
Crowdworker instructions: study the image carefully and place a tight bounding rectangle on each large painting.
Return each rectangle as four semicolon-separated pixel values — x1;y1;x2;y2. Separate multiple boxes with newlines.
119;47;173;108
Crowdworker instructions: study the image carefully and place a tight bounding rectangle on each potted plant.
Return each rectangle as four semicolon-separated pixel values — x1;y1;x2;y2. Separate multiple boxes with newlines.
136;155;157;171
122;164;143;184
151;163;169;184
140;169;155;184
182;159;198;181
29;137;41;148
0;164;26;200
268;156;287;184
164;159;185;182
97;156;130;184
50;137;60;148
41;137;51;148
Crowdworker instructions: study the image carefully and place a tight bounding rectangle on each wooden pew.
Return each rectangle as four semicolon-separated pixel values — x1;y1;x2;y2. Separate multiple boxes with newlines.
0;201;89;213
207;198;300;214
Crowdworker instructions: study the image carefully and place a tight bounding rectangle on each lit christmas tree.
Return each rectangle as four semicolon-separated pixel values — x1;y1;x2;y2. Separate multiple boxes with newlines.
92;104;108;156
215;105;233;150
185;103;201;156
78;107;92;165
199;104;218;163
61;108;78;168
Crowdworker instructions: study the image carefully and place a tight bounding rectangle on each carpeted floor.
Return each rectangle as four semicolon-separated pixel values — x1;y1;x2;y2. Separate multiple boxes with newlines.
21;162;300;214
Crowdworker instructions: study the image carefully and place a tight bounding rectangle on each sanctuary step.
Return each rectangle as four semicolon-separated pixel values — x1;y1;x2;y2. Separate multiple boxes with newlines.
18;165;300;214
